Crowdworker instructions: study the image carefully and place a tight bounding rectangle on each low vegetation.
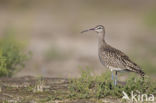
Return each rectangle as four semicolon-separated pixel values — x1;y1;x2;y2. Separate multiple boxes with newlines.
0;35;31;77
0;70;155;103
69;70;156;99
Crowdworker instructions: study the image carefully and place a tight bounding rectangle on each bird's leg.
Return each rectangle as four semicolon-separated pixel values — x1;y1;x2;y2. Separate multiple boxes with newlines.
112;71;114;82
114;71;118;86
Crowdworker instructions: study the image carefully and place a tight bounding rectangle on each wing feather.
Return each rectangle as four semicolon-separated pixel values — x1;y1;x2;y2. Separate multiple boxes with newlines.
99;45;144;76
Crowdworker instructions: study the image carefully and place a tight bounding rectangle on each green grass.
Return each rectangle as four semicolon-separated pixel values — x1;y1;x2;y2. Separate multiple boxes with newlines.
69;70;156;99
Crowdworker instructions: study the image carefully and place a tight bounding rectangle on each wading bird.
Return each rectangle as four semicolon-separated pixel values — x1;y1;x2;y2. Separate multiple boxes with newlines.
81;25;145;85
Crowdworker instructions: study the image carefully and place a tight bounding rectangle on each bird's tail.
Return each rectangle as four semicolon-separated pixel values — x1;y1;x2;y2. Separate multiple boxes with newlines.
138;70;145;79
130;66;145;79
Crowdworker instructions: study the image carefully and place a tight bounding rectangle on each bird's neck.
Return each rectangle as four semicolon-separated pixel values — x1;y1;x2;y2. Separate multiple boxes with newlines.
98;31;107;50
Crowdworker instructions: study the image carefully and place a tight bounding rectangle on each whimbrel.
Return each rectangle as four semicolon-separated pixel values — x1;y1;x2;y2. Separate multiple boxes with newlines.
81;25;145;85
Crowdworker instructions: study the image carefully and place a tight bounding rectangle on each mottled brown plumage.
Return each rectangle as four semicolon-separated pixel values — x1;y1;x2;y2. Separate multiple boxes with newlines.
81;25;145;77
99;43;145;77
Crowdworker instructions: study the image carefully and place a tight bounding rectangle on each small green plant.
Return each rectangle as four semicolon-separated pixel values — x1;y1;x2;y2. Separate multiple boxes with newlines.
123;76;156;95
69;70;156;99
0;35;30;77
69;70;94;99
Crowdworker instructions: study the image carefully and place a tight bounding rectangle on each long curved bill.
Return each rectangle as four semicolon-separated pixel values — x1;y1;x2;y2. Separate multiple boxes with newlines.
80;28;95;33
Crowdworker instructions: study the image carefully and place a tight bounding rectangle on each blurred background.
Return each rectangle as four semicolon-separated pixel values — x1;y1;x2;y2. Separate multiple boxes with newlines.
0;0;156;79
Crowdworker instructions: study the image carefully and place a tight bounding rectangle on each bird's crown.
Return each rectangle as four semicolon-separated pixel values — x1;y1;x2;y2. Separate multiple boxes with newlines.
95;25;104;30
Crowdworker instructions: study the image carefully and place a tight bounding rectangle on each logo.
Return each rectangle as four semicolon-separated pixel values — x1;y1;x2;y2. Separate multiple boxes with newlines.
122;91;154;102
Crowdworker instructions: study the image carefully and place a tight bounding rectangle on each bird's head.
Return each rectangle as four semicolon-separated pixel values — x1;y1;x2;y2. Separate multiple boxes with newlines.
81;25;105;33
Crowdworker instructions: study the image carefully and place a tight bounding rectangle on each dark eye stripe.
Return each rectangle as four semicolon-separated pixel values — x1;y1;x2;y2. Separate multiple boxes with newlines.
96;26;103;29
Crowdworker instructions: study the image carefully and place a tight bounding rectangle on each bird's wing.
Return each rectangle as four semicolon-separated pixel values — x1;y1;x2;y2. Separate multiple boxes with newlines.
120;53;144;75
100;45;144;75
